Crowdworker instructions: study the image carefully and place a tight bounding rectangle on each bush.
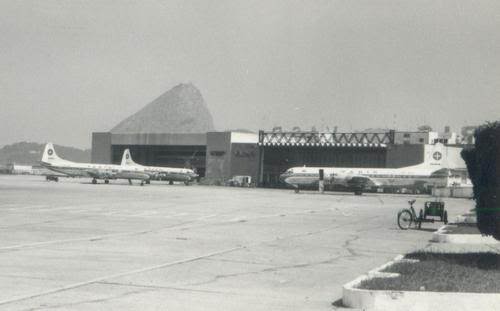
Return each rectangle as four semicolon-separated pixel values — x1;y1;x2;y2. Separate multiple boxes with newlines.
461;122;500;239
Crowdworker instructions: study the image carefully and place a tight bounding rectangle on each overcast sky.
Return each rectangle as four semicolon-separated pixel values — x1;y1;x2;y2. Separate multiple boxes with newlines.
1;0;499;148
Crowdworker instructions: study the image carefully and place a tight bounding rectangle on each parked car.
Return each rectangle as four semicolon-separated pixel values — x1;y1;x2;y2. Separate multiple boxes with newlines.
226;175;252;187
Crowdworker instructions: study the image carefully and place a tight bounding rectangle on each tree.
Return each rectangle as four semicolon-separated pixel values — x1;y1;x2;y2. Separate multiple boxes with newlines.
461;122;500;239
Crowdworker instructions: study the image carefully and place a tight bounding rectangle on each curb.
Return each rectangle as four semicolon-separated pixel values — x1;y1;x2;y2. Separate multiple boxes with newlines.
342;254;500;311
454;213;476;224
431;225;499;244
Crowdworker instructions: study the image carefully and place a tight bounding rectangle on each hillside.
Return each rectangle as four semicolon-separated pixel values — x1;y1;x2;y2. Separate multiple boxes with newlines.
111;83;215;133
0;142;90;165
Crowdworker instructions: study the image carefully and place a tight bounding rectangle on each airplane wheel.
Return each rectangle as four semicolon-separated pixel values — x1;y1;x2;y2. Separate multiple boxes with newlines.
104;179;109;184
92;178;97;184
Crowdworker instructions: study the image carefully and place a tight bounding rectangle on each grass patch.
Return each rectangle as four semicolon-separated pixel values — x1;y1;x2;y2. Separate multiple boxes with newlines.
358;252;500;293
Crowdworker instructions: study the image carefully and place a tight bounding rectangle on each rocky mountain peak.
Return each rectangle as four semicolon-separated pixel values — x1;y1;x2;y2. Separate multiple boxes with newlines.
111;83;215;134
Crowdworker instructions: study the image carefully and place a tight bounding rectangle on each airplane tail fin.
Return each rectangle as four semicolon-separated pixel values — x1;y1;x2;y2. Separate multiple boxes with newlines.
423;143;445;168
121;149;138;166
41;143;63;164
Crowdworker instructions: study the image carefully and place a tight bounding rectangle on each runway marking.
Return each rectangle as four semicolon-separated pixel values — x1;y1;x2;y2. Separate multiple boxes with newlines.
0;245;245;307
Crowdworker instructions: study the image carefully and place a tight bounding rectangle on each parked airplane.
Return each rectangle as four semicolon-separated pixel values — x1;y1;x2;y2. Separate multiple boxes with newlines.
279;145;453;195
280;165;449;195
40;143;150;185
120;149;198;185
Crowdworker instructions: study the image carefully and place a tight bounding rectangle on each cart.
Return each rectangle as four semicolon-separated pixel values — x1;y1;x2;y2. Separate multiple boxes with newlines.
397;199;448;230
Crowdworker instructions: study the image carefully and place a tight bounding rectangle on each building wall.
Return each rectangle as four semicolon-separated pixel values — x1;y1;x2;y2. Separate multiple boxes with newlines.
205;132;232;181
230;143;260;183
91;132;112;164
393;131;436;145
110;133;206;146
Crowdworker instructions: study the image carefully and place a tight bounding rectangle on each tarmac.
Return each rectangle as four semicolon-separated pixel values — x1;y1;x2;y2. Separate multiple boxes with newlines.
0;175;473;310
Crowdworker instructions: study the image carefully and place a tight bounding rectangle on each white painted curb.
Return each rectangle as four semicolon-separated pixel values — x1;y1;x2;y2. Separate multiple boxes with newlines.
455;213;476;224
342;254;500;311
432;225;499;244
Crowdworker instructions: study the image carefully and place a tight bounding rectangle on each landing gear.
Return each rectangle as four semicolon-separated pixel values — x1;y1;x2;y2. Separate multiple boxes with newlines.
169;181;174;185
104;179;109;184
92;178;97;184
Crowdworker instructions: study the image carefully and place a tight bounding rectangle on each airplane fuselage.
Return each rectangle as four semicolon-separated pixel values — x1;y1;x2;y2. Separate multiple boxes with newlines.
41;161;149;181
120;149;197;183
143;167;197;182
280;166;448;189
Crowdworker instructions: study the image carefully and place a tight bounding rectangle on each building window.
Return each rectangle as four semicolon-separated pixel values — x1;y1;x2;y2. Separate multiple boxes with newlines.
210;151;225;156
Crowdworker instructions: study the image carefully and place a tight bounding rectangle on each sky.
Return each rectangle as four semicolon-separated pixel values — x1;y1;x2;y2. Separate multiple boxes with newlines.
1;0;499;148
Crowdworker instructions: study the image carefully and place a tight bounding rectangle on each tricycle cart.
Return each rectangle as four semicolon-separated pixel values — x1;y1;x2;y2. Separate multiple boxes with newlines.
397;199;448;230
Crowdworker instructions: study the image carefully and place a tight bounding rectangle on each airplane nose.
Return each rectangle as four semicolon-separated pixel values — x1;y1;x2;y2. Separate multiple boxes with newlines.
279;172;290;184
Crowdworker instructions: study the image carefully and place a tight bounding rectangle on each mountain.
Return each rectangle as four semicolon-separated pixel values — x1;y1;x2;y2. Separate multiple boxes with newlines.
111;83;215;134
0;142;90;165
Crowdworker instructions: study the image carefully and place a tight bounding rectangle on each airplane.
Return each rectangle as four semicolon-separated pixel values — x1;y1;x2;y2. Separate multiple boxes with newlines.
280;165;450;195
120;149;198;185
40;143;150;185
279;145;452;195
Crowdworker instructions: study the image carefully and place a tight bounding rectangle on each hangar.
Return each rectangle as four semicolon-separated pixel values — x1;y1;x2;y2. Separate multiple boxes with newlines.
92;128;467;188
257;130;468;187
91;131;260;183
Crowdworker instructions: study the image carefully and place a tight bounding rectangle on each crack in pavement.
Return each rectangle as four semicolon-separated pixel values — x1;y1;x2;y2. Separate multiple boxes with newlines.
342;235;360;257
19;287;154;311
96;281;234;295
189;235;363;287
0;246;245;307
187;255;346;286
